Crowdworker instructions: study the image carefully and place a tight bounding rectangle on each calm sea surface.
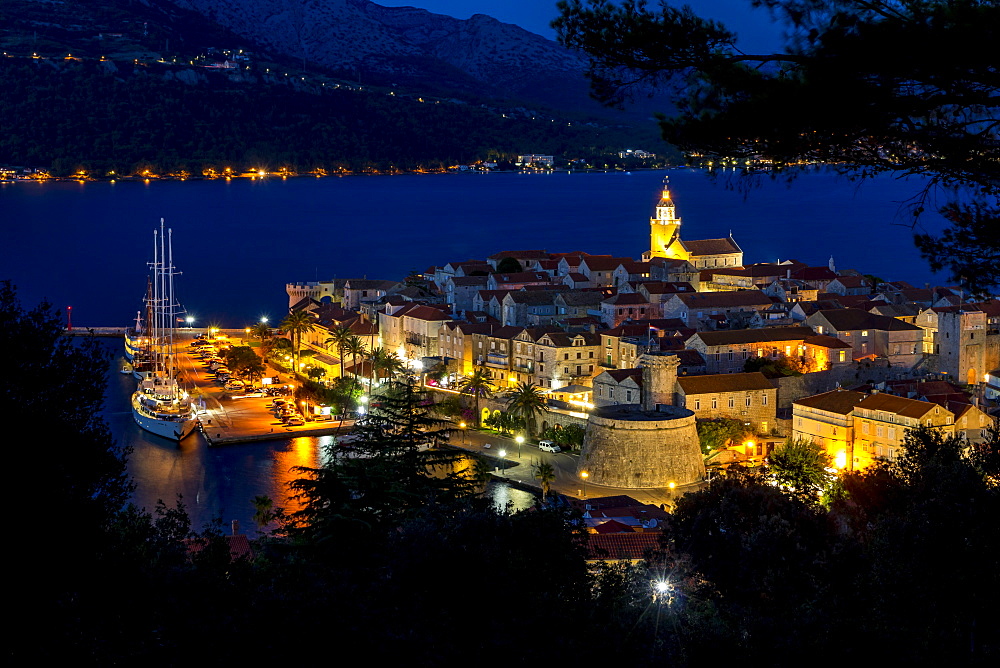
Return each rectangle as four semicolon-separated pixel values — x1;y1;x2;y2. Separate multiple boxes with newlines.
2;168;948;329
4;168;949;529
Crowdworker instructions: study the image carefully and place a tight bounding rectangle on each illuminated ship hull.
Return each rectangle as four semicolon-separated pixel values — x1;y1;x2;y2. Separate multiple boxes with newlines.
124;329;145;362
131;382;197;442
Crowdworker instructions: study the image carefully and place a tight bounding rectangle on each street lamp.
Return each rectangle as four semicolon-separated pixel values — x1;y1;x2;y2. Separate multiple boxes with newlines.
652;579;674;605
460;422;467;444
498;449;506;476
515;434;524;459
580;470;589;498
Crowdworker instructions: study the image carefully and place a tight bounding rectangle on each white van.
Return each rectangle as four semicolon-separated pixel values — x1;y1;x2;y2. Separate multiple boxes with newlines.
538;440;561;453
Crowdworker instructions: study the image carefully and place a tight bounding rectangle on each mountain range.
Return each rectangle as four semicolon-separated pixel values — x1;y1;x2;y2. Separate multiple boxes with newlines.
165;0;622;113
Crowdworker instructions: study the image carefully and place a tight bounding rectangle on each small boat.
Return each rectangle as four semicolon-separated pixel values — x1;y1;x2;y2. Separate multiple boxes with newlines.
120;361;133;374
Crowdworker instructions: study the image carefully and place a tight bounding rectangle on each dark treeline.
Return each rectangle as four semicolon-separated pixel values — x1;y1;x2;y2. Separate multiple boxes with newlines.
7;281;998;665
0;59;667;176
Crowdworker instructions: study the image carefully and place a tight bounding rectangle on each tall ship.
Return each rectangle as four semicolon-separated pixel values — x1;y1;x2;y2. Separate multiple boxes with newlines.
130;220;197;442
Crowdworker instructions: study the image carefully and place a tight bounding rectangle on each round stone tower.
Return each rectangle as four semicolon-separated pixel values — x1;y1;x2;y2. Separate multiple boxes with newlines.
578;352;704;488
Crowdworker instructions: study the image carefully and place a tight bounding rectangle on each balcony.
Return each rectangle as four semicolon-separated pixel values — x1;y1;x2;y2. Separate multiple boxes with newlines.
485;352;509;369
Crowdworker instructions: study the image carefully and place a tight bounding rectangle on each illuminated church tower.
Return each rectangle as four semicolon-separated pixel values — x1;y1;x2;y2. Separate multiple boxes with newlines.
648;178;690;260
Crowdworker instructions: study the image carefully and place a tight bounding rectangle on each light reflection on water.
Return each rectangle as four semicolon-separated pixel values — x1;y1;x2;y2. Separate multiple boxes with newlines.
105;343;535;532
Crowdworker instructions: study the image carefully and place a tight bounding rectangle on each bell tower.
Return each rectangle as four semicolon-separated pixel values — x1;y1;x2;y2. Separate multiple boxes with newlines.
649;178;689;260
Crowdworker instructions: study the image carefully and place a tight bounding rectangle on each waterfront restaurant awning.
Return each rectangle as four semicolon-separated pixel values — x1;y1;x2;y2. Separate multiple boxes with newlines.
345;360;391;379
311;352;340;367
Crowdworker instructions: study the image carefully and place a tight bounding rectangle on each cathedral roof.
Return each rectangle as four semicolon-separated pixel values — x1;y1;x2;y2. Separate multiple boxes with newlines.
681;237;743;257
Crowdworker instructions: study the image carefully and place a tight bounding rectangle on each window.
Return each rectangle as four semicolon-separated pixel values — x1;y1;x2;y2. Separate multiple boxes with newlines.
711;397;718;409
861;330;869;337
762;394;768;406
838;350;846;362
694;398;700;410
609;388;615;399
728;397;735;408
746;395;752;407
564;353;569;360
888;427;896;440
626;390;632;402
576;352;582;359
877;425;884;437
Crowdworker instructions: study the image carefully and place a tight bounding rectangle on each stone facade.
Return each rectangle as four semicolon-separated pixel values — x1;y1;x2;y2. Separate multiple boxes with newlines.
580;404;704;487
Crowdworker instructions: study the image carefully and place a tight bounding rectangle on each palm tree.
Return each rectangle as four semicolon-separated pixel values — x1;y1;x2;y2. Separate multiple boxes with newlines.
506;381;548;437
367;347;403;390
532;462;556;500
279;309;318;375
458;369;495;427
343;335;366;381
324;325;353;379
250;321;273;362
251;495;275;535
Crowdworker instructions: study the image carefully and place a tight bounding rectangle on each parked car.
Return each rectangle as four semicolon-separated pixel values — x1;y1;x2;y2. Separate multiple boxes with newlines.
538;440;561;453
285;415;305;426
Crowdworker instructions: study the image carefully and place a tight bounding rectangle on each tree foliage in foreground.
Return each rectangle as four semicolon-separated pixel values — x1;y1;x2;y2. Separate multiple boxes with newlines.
768;437;834;501
651;426;1000;664
555;0;1000;293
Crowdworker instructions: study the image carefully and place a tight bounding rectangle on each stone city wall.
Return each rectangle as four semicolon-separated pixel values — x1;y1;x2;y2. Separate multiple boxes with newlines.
580;406;704;488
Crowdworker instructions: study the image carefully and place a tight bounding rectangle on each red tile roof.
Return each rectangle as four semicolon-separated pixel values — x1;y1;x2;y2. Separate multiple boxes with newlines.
677;372;775;394
794;389;867;415
587;533;661;561
593;519;636;534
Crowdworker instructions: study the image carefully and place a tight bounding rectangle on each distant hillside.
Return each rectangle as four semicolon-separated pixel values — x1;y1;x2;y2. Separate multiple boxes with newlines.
166;0;603;111
0;58;669;176
0;0;675;173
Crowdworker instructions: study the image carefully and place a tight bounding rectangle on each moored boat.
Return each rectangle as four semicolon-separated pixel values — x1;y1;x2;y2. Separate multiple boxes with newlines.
130;220;196;442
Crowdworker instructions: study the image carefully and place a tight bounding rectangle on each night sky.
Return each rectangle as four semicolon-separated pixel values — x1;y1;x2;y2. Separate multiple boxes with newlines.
375;0;784;52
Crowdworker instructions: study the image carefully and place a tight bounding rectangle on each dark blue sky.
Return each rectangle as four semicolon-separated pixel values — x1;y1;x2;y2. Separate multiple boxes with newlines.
376;0;783;52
